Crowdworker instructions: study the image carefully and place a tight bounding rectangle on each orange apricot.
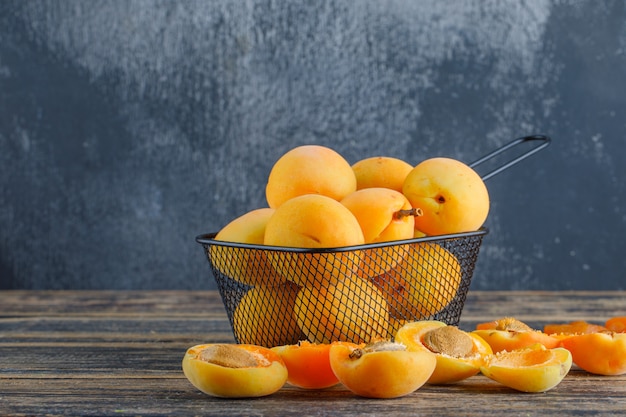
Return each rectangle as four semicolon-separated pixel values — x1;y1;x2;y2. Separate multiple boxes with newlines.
182;343;288;398
232;282;303;347
271;341;339;389
395;320;492;384
328;340;436;398
351;156;414;193
371;243;462;320
265;145;356;208
211;208;284;286
264;194;364;287
341;188;418;276
473;317;560;353
559;332;626;375
543;320;609;336
480;344;572;393
605;316;626;333
294;276;389;344
403;157;489;235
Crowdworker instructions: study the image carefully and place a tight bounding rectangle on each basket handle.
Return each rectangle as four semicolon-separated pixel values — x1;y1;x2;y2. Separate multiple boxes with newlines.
468;134;551;181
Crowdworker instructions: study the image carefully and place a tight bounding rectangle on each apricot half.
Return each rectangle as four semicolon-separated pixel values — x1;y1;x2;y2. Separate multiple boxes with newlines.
473;317;560;353
294;276;389;344
372;243;462;320
480;344;572;393
605;316;626;333
264;194;365;288
329;341;436;398
403;157;489;235
265;145;357;208
559;332;626;375
395;320;492;384
271;341;339;389
211;207;283;286
182;343;288;398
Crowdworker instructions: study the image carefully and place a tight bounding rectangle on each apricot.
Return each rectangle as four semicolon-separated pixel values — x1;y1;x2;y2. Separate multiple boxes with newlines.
559;332;626;375
480;344;572;393
341;188;419;276
264;194;365;287
232;282;303;347
294;276;389;344
182;343;288;398
395;320;492;384
265;145;357;208
211;207;284;286
351;156;414;193
328;341;436;398
271;341;339;389
371;243;462;319
473;317;560;353
402;157;489;235
605;316;626;333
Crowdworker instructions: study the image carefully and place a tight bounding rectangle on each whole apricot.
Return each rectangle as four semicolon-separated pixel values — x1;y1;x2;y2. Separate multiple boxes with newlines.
294;276;389;344
232;282;303;347
264;194;365;287
182;343;288;398
402;157;489;235
352;156;414;193
329;340;436;398
371;243;462;320
211;208;284;286
265;145;356;208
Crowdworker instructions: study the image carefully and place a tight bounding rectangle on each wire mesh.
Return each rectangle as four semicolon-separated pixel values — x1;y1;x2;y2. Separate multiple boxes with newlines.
197;229;487;348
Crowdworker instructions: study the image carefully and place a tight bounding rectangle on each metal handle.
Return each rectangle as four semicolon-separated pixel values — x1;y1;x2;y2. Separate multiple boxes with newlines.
468;134;551;181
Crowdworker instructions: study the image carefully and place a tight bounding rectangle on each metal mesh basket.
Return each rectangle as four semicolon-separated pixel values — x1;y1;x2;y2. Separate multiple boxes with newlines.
196;135;550;347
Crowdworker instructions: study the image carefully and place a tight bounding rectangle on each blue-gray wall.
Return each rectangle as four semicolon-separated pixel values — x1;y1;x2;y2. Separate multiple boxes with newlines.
1;0;625;290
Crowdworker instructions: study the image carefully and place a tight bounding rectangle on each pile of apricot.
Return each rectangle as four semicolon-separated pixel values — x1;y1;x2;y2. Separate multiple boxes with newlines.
210;144;490;346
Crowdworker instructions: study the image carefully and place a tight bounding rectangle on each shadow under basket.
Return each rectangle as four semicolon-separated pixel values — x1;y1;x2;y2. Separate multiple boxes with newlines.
196;229;488;347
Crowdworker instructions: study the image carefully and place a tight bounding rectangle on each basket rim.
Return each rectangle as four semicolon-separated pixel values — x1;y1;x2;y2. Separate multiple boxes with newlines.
195;227;489;253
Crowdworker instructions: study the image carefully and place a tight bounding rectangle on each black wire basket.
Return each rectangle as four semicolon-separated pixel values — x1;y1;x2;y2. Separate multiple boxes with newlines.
196;135;551;348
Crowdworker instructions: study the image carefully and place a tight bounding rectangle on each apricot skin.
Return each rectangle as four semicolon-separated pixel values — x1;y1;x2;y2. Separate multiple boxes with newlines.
352;156;414;193
559;332;626;376
329;342;436;398
182;344;288;398
271;341;339;389
472;328;560;353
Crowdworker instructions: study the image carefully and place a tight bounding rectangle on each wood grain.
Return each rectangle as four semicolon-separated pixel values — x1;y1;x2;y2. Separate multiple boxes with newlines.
1;290;625;416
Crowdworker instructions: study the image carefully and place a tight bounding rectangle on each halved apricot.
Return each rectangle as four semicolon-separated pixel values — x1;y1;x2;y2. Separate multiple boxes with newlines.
182;343;288;398
480;344;572;393
473;317;559;353
559;332;626;375
605;316;626;333
271;341;339;389
395;320;492;384
328;340;436;398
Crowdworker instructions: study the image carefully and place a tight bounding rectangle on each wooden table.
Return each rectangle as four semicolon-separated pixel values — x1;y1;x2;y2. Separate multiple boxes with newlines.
1;290;625;416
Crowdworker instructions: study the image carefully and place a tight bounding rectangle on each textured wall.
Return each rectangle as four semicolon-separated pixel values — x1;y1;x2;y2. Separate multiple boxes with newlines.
1;0;625;290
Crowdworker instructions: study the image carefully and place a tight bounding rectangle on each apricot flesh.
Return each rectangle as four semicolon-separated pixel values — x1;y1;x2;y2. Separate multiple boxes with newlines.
403;157;489;235
329;341;436;398
352;156;414;193
265;145;357;208
480;345;572;393
182;343;288;398
264;194;365;287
